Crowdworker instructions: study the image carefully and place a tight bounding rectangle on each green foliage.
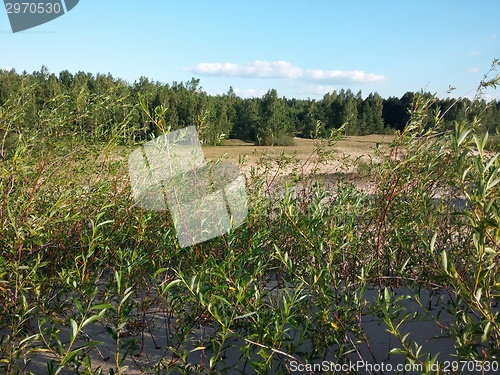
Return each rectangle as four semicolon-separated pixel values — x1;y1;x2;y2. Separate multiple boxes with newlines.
256;89;294;146
3;66;500;149
1;61;500;373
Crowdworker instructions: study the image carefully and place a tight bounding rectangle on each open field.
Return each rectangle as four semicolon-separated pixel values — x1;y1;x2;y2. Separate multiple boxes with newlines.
203;135;393;171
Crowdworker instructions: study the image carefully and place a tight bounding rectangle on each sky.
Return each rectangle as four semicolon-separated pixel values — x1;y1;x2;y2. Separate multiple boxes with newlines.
1;0;500;100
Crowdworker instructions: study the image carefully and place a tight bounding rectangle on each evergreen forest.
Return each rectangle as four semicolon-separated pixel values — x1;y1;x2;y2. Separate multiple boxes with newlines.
2;66;499;147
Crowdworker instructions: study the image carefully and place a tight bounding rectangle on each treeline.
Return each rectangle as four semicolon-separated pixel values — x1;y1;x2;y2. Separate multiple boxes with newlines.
1;66;499;146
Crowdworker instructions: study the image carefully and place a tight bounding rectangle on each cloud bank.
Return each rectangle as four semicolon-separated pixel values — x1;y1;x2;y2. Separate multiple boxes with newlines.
233;88;268;98
184;60;386;84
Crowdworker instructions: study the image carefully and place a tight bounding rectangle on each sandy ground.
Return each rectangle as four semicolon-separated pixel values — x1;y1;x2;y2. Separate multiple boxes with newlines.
202;135;392;176
204;135;392;162
201;136;391;198
18;284;476;375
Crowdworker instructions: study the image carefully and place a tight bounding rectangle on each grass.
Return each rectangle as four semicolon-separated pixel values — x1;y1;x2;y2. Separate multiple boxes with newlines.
203;134;392;166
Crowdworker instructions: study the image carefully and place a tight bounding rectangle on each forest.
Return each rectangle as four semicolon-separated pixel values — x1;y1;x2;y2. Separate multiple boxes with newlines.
1;66;499;147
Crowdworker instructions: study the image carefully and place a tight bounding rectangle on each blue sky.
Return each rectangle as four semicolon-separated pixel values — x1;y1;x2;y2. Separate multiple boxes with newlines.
1;1;499;100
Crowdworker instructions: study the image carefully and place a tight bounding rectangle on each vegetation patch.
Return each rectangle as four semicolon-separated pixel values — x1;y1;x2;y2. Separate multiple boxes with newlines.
1;62;500;374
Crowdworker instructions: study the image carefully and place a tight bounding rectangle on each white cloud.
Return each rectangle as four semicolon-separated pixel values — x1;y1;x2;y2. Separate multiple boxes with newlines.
233;88;268;98
184;60;302;79
184;60;386;84
467;66;480;73
469;50;481;56
297;84;338;96
482;92;500;101
304;69;385;83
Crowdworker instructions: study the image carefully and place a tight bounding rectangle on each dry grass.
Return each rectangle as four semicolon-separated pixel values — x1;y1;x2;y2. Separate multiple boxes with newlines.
203;135;393;168
201;135;394;194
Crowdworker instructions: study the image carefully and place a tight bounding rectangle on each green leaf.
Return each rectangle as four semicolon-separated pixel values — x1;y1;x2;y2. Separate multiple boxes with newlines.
235;311;257;320
383;287;391;303
485;247;497;255
72;298;84;315
441;250;448;272
213;294;231;306
105;327;118;340
482;322;492;342
457;128;472;147
82;314;102;328
60;348;80;366
121;304;134;319
401;332;411;344
120;287;134;306
69;319;78;341
153;267;168;278
91;303;113;310
190;346;207;353
115;270;121;293
429;232;437;254
484;152;499;171
474;288;483;302
389;348;408;356
486;176;500;192
46;361;63;375
160;279;181;294
96;219;114;228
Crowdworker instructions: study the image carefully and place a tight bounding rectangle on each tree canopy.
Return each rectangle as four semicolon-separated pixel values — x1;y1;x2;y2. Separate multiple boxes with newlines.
1;67;499;146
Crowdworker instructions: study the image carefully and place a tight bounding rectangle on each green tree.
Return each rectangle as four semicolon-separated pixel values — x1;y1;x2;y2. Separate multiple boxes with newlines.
258;89;292;145
358;92;384;134
322;90;342;131
300;99;324;138
340;89;359;135
232;98;260;141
